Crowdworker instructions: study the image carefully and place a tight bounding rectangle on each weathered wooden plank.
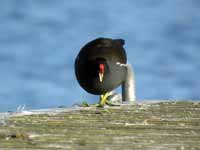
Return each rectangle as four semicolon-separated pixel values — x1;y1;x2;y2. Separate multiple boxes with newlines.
0;101;200;150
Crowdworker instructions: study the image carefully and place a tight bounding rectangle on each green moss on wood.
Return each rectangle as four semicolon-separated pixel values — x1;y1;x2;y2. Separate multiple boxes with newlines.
0;101;200;149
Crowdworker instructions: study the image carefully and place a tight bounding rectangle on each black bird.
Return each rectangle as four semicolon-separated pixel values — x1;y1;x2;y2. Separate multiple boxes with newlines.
75;37;127;106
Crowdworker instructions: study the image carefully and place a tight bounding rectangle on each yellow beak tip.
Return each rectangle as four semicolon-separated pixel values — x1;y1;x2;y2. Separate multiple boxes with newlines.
99;73;104;82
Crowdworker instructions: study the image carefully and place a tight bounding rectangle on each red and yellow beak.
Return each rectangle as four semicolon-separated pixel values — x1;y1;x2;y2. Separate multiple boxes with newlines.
99;64;104;82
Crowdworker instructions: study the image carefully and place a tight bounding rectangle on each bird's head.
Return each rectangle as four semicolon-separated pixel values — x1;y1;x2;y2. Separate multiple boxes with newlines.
86;58;108;83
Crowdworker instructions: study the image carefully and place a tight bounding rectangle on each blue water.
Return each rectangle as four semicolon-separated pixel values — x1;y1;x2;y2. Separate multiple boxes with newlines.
0;0;200;112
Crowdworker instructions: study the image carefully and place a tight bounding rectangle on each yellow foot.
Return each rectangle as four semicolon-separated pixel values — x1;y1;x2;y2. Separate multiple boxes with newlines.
98;92;114;107
81;92;117;107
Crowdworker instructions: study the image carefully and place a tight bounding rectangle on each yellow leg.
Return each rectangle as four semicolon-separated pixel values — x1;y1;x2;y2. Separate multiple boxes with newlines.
81;92;116;107
98;92;117;107
99;93;110;106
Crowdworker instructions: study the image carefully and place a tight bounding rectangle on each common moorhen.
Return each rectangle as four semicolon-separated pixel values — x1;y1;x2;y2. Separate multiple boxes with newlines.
75;37;127;106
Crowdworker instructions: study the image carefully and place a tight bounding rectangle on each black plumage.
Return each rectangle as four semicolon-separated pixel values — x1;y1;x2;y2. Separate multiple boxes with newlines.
75;37;127;95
